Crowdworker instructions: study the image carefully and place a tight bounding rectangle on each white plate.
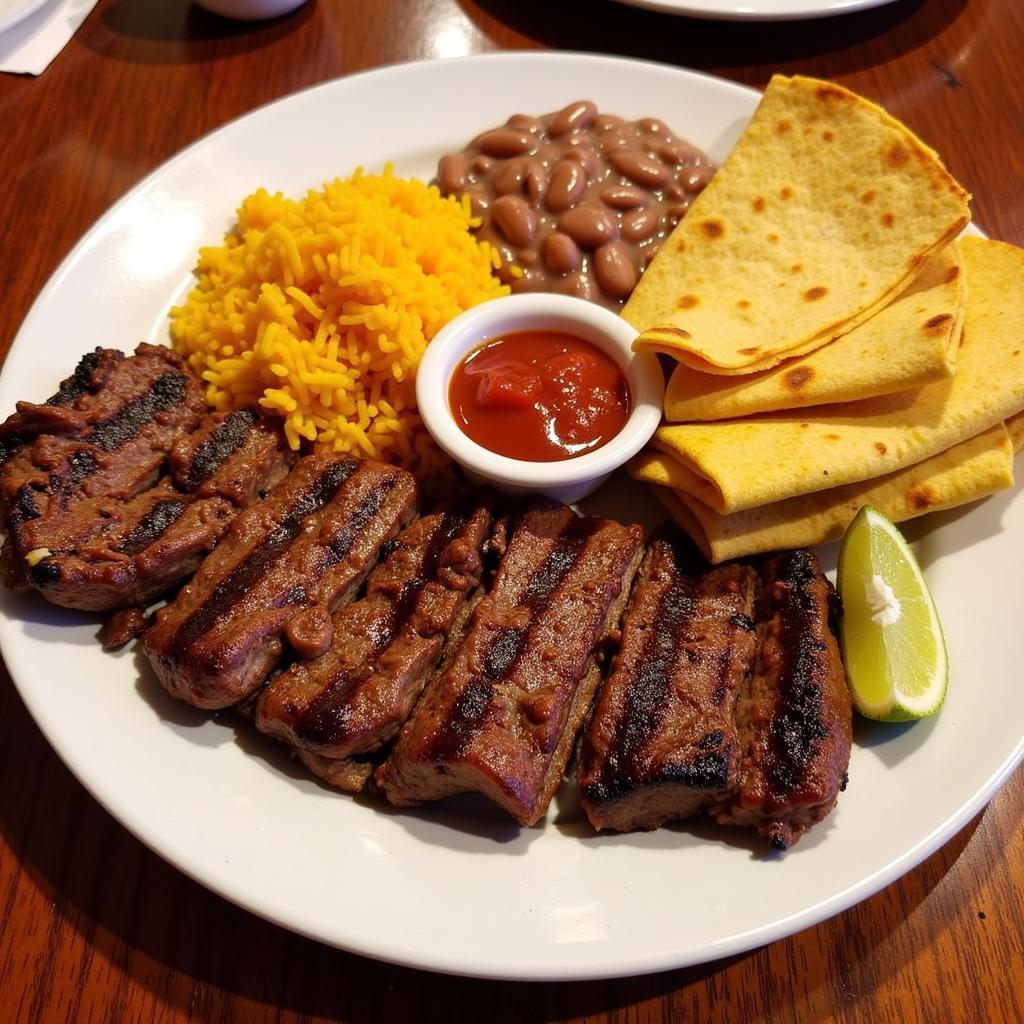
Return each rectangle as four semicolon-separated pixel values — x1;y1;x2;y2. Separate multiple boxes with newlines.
1;53;1021;982
610;0;894;20
0;0;48;35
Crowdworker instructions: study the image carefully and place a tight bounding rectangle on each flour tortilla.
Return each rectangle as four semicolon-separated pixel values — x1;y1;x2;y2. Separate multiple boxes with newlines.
630;422;1014;562
649;237;1024;514
664;243;965;421
1007;409;1024;453
626;74;971;375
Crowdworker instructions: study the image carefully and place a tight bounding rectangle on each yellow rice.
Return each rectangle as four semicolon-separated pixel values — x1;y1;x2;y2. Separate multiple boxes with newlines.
170;166;509;479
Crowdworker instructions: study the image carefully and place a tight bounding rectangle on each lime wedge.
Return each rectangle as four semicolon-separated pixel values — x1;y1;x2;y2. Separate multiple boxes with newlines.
836;505;948;722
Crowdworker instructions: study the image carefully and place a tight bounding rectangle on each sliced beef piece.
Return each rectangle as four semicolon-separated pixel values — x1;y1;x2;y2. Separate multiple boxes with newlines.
256;494;494;791
16;408;289;610
712;549;852;850
143;455;417;710
380;499;644;827
1;344;205;518
578;526;758;832
0;344;208;602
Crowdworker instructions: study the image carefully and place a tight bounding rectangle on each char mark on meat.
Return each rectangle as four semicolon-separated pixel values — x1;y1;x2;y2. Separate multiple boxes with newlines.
578;525;758;832
256;494;494;790
713;548;852;849
143;454;417;710
380;499;644;827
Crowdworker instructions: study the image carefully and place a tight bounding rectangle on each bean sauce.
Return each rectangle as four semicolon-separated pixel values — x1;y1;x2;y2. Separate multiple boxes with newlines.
448;330;630;463
436;101;715;310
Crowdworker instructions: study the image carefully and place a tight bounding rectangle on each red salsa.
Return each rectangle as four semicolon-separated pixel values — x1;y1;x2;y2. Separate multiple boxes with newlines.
448;329;630;462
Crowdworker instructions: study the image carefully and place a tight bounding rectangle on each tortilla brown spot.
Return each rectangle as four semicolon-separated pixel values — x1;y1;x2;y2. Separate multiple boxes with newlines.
791;263;803;273
875;442;888;455
739;347;761;356
767;233;779;243
945;265;960;283
823;130;835;141
659;327;692;340
882;212;895;227
825;433;841;441
783;366;814;391
677;240;688;252
861;190;876;204
780;187;794;200
804;286;828;302
887;143;910;167
737;300;751;309
816;84;851;102
753;197;766;212
925;313;953;332
800;422;810;429
907;483;936;510
701;219;725;239
677;295;699;309
777;120;792;134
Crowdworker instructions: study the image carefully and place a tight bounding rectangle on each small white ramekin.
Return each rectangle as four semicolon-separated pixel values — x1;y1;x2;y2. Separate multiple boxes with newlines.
416;293;664;504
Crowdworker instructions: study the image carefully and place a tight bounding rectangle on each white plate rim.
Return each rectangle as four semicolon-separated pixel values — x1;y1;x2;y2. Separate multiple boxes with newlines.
0;52;1021;982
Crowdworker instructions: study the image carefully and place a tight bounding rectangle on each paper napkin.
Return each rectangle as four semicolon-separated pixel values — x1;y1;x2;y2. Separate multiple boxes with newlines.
0;0;100;76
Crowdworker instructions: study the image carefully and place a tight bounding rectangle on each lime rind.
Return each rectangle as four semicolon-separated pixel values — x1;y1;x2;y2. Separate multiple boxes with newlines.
837;505;948;723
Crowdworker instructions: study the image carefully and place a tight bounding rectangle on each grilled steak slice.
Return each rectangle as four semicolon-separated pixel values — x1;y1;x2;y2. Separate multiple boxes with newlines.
13;408;289;610
577;526;758;832
713;549;852;850
0;344;204;517
256;495;494;790
143;455;417;709
380;499;644;827
0;344;208;603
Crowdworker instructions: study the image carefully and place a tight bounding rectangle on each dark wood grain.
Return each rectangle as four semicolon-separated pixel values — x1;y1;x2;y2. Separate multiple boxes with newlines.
1;0;1022;1020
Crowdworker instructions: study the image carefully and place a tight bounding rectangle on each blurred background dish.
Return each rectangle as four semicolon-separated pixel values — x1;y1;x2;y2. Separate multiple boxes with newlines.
608;0;895;20
192;0;309;21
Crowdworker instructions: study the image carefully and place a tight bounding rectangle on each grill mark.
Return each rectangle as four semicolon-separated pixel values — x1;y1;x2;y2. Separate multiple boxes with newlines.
311;475;398;577
296;505;473;746
67;450;97;484
583;541;696;802
8;484;41;526
180;411;257;491
116;499;188;556
48;350;105;408
432;513;599;760
0;433;29;466
86;372;187;453
762;550;830;798
170;459;359;651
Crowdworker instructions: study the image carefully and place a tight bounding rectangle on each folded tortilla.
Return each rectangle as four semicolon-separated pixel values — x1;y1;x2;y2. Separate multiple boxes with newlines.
626;74;971;375
630;422;1014;562
650;236;1024;514
1007;409;1024;452
664;242;965;421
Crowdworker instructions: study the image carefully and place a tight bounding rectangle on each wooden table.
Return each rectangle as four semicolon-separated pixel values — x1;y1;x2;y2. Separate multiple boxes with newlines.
1;0;1022;1019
